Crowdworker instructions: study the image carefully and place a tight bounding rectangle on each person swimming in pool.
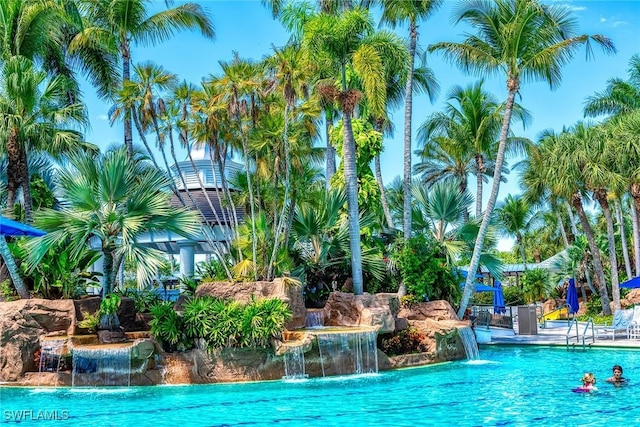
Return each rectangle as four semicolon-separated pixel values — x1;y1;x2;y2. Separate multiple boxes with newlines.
606;365;628;384
575;372;598;392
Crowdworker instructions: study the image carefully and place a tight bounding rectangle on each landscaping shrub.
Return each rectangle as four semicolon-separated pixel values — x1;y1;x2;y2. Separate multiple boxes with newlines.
380;328;428;356
395;235;460;304
154;296;293;352
117;288;162;313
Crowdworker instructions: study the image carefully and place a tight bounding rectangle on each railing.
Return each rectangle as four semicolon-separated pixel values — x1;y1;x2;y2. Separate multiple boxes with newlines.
565;316;594;351
540;304;571;328
470;305;514;330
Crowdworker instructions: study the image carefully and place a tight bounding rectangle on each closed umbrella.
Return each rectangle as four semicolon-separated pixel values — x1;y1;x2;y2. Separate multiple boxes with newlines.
567;278;580;314
620;276;640;289
0;216;46;237
493;280;506;314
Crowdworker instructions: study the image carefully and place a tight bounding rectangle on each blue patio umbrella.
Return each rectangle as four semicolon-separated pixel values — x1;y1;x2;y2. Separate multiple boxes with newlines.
0;216;46;237
620;276;640;289
567;278;580;314
493;280;506;314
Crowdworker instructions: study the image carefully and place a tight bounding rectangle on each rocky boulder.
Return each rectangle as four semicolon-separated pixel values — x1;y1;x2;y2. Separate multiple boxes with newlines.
322;292;399;333
196;278;306;329
0;299;76;381
398;300;460;321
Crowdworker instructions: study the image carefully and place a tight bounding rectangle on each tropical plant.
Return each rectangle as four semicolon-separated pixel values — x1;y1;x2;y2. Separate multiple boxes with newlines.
98;293;121;331
77;311;100;333
70;0;215;156
301;7;408;294
394;234;461;304
429;0;616;318
149;301;190;352
521;268;550;303
24;146;201;298
495;194;537;270
379;0;443;241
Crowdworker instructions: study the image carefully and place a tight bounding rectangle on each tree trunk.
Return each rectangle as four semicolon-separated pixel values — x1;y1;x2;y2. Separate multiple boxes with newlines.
122;41;133;157
0;236;29;299
325;111;336;189
342;110;364;295
458;87;517;319
566;201;579;238
402;22;417;240
572;192;611;315
374;121;394;229
556;209;569;247
4;127;23;219
475;154;484;218
594;190;619;309
615;198;633;279
241;129;258;280
101;248;115;297
517;233;527;271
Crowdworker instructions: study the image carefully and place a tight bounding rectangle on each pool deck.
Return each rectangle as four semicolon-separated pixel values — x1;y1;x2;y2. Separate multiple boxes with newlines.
483;322;640;349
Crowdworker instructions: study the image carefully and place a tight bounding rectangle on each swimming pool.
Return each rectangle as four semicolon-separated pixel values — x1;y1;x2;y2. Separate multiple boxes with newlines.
2;346;640;426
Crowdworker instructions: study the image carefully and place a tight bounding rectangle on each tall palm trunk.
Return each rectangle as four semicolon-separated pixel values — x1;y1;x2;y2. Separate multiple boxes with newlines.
325;111;336;188
0;236;29;299
101;247;115;297
458;87;517;319
342;110;364;295
402;22;417;240
615;198;633;279
572;192;612;315
556;210;569;247
475;153;485;218
4;128;22;219
240;129;258;280
374;122;394;229
517;232;527;271
122;41;133;157
594;190;620;309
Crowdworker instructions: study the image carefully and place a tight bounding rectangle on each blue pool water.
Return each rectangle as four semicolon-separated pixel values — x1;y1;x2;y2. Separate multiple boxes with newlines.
2;346;640;426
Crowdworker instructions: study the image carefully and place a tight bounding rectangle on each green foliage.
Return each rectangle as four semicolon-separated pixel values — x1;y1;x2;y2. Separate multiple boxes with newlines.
502;285;526;306
117;288;162;313
16;240;100;299
156;296;293;352
395;235;460;304
0;279;19;301
399;294;422;309
380;328;428;356
77;311;99;333
149;302;190;352
98;294;121;331
521;268;550;303
179;276;200;297
586;296;603;317
197;259;230;281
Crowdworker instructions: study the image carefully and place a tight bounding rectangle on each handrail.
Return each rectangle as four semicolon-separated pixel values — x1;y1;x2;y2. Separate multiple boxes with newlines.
565;316;580;350
541;304;570;328
580;317;595;349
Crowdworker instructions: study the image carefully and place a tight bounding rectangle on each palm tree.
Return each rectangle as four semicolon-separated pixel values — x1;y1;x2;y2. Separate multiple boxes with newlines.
301;8;408;294
379;0;443;240
496;194;536;270
70;0;215;156
25;147;201;297
429;0;616;318
0;56;89;222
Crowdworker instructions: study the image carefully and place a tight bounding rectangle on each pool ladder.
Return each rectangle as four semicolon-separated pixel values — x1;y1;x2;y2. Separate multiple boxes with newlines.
565;317;595;351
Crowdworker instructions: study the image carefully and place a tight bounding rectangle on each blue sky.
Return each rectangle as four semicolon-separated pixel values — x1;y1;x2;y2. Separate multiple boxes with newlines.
82;0;640;214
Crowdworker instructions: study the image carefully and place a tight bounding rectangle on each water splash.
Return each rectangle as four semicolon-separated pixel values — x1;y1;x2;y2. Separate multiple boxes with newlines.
305;310;324;328
316;330;378;377
458;327;480;360
72;346;131;387
282;345;307;380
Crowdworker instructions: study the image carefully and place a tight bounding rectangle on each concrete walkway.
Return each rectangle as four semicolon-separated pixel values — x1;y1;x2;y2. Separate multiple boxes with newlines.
484;322;640;349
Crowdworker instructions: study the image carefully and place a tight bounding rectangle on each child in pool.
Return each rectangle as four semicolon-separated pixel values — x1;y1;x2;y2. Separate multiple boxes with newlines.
576;372;598;392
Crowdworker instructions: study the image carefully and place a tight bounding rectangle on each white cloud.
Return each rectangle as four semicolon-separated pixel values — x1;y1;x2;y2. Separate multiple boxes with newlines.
97;114;108;121
612;20;628;27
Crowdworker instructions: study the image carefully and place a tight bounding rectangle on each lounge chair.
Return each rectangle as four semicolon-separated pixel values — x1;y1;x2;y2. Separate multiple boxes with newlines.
595;309;633;340
627;306;640;339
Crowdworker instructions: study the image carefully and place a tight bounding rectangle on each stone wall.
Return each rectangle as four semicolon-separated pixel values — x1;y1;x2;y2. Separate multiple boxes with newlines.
0;299;76;381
